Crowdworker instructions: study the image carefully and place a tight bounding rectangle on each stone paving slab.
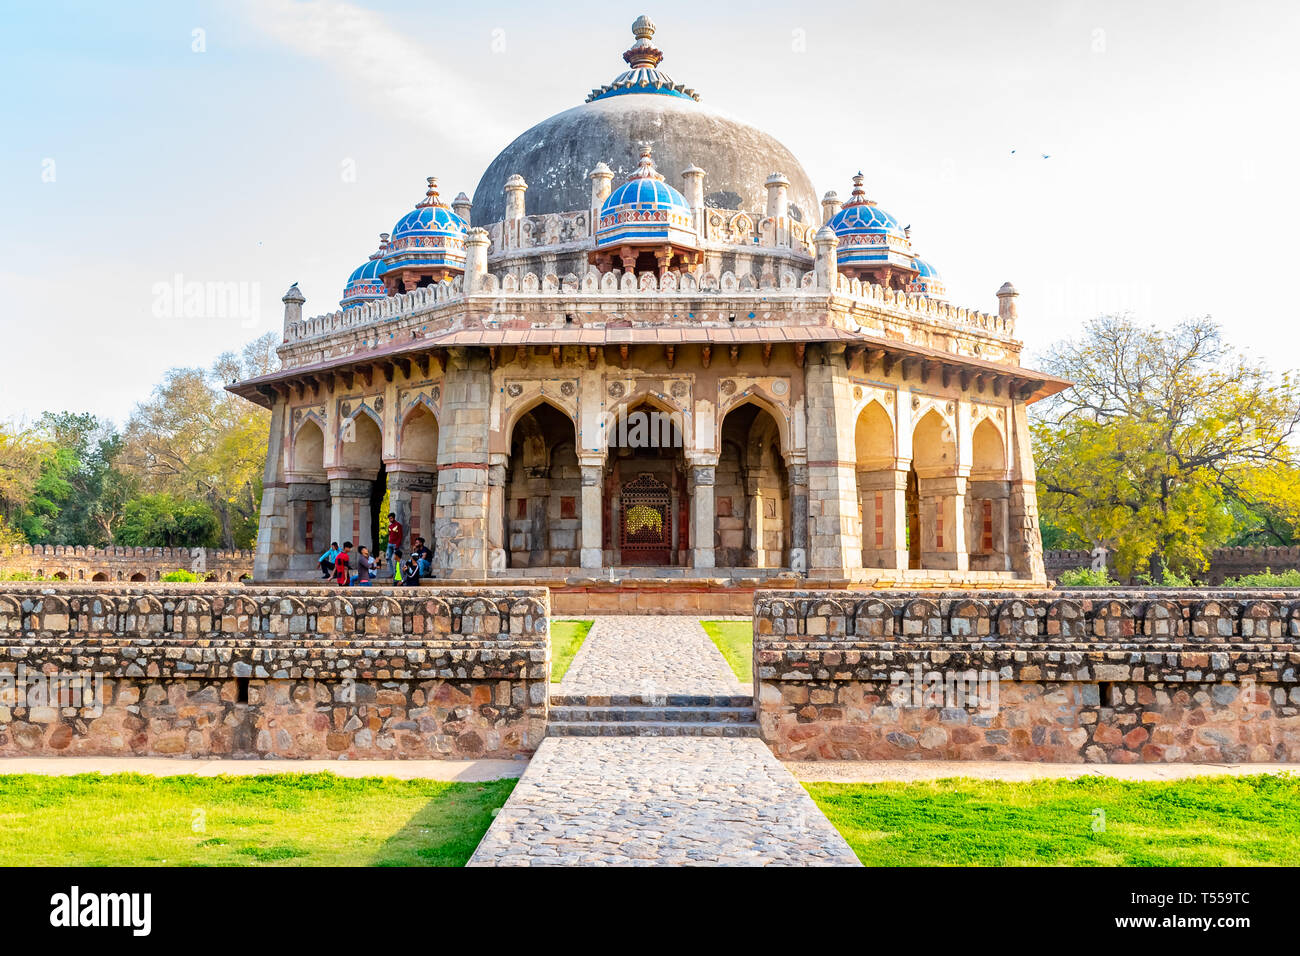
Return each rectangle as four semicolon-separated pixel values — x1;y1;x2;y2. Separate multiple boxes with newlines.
468;736;860;866
559;615;748;698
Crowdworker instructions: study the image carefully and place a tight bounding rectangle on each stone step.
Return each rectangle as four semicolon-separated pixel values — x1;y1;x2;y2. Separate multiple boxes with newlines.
546;720;761;738
550;705;757;723
549;694;754;708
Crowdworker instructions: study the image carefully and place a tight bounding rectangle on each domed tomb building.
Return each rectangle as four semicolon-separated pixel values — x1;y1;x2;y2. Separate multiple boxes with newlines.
231;15;1067;592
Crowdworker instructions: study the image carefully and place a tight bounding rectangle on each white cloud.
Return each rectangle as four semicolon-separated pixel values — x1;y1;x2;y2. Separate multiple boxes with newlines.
246;0;513;153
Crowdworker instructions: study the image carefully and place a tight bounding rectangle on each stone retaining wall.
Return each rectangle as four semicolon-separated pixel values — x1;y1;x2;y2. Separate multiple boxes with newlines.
754;589;1300;763
0;545;254;583
0;585;549;760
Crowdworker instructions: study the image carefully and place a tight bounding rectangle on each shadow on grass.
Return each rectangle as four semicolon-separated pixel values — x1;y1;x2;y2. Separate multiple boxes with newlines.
369;778;518;867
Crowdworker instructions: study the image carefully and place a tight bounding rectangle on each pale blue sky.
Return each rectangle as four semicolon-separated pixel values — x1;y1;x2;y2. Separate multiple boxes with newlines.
2;0;1297;424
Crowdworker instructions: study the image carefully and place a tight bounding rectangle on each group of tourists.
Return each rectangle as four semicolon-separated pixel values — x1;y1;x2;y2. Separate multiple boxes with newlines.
315;513;435;587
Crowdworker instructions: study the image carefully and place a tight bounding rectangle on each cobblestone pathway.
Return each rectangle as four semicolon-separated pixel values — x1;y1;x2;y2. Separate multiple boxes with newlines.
559;615;747;698
468;616;860;866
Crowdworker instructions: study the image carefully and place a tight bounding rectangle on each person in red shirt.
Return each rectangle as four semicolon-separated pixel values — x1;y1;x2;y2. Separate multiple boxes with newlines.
333;542;352;586
386;513;403;563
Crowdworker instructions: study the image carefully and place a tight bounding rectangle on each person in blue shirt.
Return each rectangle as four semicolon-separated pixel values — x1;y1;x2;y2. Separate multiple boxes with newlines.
318;542;339;579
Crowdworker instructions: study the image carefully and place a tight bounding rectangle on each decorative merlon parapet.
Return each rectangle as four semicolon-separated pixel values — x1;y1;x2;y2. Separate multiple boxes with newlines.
281;267;1015;347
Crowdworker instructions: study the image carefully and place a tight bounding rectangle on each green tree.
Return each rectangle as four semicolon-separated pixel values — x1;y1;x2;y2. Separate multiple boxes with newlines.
1032;315;1300;578
116;493;220;548
120;333;275;548
31;412;129;544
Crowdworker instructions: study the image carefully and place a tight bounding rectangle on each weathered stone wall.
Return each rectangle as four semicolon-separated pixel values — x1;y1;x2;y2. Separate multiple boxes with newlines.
1045;547;1300;585
755;589;1300;762
0;545;253;583
0;585;548;759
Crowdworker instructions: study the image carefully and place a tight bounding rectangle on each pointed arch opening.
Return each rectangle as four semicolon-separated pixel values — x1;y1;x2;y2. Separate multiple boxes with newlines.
968;417;1011;570
717;402;790;568
604;397;688;566
854;398;905;569
504;400;582;568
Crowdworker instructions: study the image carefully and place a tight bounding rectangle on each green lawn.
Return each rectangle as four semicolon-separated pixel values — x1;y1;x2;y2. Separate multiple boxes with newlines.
0;773;515;866
700;620;753;683
807;774;1300;866
551;619;593;682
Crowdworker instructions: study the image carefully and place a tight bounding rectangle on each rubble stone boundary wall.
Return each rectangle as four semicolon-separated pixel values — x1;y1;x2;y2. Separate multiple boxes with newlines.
754;589;1300;763
0;585;549;760
0;545;254;583
1045;547;1300;585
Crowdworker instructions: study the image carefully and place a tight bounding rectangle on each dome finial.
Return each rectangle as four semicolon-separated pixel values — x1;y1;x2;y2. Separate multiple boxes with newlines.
628;142;665;182
587;14;698;102
846;172;875;207
624;15;662;69
417;175;446;208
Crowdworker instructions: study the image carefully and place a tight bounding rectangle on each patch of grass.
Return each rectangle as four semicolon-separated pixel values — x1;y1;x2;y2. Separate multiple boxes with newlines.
0;772;515;867
700;620;752;684
551;619;593;682
806;774;1300;866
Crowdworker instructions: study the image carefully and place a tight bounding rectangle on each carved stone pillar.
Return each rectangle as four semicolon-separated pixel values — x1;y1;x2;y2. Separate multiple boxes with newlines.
687;455;718;570
328;475;374;551
435;348;492;577
286;481;329;570
788;456;808;571
857;468;908;569
487;454;507;570
252;398;289;582
917;475;968;571
1008;401;1046;582
579;457;604;569
746;475;765;569
388;468;436;554
803;345;862;576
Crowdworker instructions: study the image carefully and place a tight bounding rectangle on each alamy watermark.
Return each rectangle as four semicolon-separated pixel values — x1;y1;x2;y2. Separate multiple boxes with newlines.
151;274;261;328
0;664;105;716
605;409;684;449
888;664;1000;717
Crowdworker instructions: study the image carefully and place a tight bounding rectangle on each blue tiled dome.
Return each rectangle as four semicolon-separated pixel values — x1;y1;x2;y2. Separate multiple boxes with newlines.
828;174;905;241
391;201;468;242
909;255;947;299
595;144;697;252
382;177;469;276
603;175;692;214
912;256;941;279
340;235;390;310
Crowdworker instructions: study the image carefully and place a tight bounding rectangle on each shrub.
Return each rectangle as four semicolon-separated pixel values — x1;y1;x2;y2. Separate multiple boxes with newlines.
1223;568;1300;588
1057;566;1114;587
160;568;200;583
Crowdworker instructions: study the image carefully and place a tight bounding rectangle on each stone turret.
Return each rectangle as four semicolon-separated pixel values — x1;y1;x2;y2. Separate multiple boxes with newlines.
813;225;838;289
588;162;613;237
681;164;705;238
452;191;473;224
465;228;491;293
504;174;528;221
997;281;1019;323
765;172;790;220
821;190;842;226
281;283;305;339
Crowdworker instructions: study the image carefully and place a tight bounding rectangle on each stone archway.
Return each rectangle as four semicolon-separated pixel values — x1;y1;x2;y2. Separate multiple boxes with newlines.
717;402;791;568
604;399;687;567
968;418;1010;570
503;401;581;568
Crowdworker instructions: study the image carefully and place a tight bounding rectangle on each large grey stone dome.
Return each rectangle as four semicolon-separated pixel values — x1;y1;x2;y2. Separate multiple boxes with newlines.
471;92;819;226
